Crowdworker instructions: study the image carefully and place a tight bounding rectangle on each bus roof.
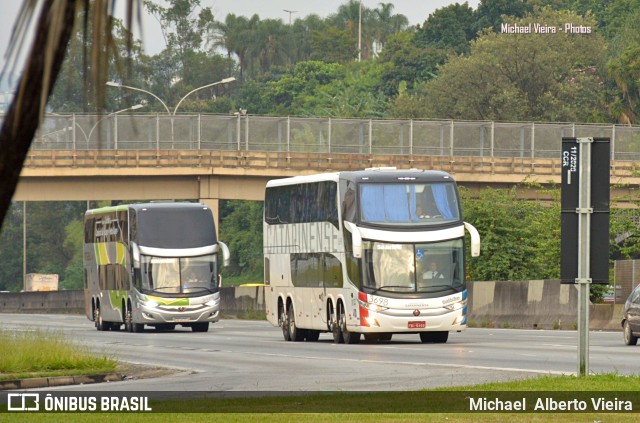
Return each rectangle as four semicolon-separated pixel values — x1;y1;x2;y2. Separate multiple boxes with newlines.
85;202;210;216
265;168;455;188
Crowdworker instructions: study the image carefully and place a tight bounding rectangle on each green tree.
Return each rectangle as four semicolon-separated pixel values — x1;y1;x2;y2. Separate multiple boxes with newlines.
301;61;388;118
61;219;84;290
310;27;358;63
262;61;343;115
210;13;259;82
461;186;560;282
371;2;409;51
378;31;447;98
219;200;264;282
605;7;640;124
26;202;85;284
418;9;608;121
48;9;147;112
0;203;24;291
415;2;477;55
144;0;214;66
474;0;533;33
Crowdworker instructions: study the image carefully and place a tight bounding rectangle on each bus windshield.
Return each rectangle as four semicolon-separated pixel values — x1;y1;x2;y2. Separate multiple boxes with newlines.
140;254;218;294
362;239;464;295
359;182;460;226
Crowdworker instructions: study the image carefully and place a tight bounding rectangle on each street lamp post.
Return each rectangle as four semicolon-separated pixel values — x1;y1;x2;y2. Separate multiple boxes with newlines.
283;9;297;25
106;77;236;148
105;82;171;115
106;77;236;116
172;77;236;116
86;103;145;149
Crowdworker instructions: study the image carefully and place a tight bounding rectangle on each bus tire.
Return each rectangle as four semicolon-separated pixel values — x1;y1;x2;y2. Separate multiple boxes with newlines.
125;308;137;332
191;322;209;332
94;305;105;331
288;305;305;342
281;305;291;341
331;303;344;344
419;331;449;343
340;303;360;345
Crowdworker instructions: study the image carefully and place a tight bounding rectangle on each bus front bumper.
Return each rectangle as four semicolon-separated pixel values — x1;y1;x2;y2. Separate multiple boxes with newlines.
355;306;467;333
135;297;221;324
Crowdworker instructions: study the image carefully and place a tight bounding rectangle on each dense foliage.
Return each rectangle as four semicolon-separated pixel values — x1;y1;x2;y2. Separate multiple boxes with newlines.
44;0;640;124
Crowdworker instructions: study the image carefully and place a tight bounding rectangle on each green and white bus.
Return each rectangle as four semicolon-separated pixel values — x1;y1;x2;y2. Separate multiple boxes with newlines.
263;168;480;344
84;202;229;332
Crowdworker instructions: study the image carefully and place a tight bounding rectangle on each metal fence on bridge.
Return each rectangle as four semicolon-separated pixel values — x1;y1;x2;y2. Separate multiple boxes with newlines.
21;114;640;161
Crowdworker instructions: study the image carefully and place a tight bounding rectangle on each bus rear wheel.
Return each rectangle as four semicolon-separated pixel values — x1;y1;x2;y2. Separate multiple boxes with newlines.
333;302;359;344
125;307;144;333
281;306;291;341
331;304;343;344
287;305;305;342
94;306;106;331
419;331;449;343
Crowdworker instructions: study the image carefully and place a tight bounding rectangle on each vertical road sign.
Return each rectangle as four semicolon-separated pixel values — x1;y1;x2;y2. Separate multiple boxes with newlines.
560;137;610;284
560;137;610;377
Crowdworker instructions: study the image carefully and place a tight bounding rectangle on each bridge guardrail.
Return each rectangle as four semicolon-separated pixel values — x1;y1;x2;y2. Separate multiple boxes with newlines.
23;149;639;185
22;114;640;162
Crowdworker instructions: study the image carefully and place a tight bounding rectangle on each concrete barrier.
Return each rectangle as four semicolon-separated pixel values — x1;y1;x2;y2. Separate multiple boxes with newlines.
0;281;623;331
0;290;84;314
468;280;621;330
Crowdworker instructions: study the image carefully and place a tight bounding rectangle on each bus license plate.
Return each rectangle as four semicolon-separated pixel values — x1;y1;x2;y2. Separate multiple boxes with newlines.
408;321;426;329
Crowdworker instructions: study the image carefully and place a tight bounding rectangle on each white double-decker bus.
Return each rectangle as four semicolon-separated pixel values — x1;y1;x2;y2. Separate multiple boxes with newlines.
84;202;229;333
263;168;480;344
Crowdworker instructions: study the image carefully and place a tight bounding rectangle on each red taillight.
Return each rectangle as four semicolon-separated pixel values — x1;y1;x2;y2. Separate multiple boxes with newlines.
358;291;369;327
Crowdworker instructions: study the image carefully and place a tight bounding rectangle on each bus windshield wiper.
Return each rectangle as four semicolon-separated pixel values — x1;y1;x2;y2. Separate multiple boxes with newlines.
368;285;411;295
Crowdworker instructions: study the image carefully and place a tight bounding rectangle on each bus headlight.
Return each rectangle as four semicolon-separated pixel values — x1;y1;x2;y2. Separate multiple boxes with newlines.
357;292;388;313
145;300;158;309
205;299;218;307
443;300;465;312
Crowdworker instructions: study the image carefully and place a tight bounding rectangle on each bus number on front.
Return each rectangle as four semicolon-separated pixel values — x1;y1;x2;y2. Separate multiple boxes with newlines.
369;295;388;306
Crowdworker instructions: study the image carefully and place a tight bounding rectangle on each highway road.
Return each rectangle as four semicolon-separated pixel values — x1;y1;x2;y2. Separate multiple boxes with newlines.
0;314;635;392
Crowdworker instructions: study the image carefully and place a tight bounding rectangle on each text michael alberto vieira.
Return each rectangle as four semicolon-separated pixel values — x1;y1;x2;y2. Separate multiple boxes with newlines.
469;396;632;412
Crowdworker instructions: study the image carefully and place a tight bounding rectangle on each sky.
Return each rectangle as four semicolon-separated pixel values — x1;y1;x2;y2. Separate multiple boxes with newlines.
0;0;480;89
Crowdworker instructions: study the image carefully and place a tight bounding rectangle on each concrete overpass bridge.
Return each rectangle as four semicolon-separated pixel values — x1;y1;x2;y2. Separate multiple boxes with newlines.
14;113;640;225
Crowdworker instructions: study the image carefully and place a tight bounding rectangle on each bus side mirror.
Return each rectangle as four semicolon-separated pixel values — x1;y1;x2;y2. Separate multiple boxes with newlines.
464;222;481;257
219;241;231;267
131;242;140;265
344;221;362;259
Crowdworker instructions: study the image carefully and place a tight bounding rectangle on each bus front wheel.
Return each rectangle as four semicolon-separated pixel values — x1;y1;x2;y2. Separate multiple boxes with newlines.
191;322;209;332
419;331;449;343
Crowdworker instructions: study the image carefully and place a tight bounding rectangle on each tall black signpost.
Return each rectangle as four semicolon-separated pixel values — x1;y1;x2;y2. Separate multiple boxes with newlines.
561;137;610;376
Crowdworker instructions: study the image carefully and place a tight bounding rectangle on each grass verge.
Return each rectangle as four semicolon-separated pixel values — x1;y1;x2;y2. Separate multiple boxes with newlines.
0;327;117;381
